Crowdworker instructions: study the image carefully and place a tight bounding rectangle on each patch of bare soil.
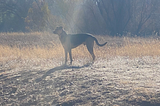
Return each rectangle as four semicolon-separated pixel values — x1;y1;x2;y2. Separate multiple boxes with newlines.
1;56;160;106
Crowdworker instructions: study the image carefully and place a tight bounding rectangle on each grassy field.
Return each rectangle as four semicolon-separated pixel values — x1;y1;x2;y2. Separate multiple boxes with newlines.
1;32;160;106
0;32;160;62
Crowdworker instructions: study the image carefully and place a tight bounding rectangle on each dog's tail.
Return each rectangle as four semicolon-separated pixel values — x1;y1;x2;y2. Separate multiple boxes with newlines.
92;36;107;47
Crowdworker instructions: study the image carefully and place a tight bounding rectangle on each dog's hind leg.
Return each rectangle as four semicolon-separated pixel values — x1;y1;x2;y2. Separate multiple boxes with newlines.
69;50;73;65
65;50;68;65
86;40;95;61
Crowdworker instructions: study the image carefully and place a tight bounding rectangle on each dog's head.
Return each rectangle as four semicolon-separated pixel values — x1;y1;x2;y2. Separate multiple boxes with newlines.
53;26;63;35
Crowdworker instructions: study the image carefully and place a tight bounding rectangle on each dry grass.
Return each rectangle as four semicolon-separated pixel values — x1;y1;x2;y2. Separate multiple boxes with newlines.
0;45;63;59
115;42;160;57
0;32;160;63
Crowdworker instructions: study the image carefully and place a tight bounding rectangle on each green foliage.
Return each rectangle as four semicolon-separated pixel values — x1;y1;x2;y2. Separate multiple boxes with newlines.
25;1;64;32
0;0;33;32
25;2;49;31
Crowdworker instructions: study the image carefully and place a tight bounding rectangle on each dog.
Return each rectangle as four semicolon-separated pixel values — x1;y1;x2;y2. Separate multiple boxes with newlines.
53;26;107;65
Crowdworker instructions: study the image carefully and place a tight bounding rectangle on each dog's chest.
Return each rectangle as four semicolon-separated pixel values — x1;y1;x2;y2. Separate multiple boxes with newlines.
59;36;70;49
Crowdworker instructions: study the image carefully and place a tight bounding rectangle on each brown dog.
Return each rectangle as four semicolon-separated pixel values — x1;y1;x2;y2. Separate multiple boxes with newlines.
53;26;107;65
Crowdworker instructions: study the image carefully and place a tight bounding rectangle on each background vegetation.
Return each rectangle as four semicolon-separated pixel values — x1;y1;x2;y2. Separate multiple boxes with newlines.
0;0;160;36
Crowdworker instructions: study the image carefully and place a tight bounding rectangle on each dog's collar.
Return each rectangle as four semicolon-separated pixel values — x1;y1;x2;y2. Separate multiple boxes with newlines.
59;31;67;39
60;31;67;36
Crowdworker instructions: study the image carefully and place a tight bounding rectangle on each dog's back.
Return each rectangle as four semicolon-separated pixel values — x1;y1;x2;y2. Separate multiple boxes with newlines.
68;34;90;47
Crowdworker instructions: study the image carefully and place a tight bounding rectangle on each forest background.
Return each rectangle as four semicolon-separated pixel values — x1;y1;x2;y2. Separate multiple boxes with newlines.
0;0;160;36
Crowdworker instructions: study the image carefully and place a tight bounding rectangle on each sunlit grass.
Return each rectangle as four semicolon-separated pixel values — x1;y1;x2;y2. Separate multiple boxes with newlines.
0;45;63;60
0;32;160;63
0;40;160;62
116;43;160;57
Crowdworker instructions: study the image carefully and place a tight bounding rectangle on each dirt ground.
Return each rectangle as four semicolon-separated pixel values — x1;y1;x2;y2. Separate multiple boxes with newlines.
1;56;160;106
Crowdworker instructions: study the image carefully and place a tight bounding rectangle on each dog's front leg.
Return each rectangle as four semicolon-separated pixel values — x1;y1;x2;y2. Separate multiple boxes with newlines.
69;50;73;65
65;50;68;65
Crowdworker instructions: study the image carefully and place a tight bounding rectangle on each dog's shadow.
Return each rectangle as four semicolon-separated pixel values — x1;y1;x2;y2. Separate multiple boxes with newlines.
35;63;93;83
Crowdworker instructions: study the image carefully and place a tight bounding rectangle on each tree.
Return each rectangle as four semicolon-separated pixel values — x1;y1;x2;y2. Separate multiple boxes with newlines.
0;0;33;32
131;0;158;36
25;1;50;31
95;0;132;35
